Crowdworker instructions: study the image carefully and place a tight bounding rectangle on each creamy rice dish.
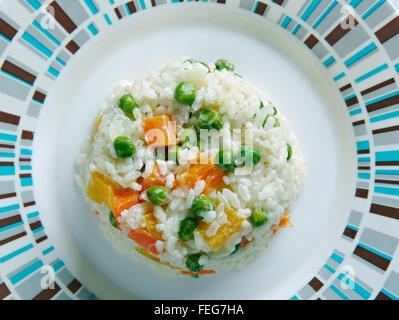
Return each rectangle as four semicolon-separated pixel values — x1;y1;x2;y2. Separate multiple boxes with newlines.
76;57;305;276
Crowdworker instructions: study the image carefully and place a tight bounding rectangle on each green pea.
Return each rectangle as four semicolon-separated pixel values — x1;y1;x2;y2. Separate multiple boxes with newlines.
190;274;200;278
191;195;216;219
250;208;269;227
118;94;138;117
114;136;135;158
109;211;118;229
197;109;223;131
179;127;197;147
217;149;235;172
174;82;196;105
185;253;204;273
185;59;210;72
147;186;168;206
287;143;293;161
215;59;235;72
235;146;261;166
178;217;199;240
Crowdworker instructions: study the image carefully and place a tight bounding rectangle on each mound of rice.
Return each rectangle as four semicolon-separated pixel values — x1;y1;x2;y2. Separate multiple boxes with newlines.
76;57;305;276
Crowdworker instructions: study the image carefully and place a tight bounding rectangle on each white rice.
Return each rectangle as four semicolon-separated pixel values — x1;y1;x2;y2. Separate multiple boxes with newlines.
76;57;305;275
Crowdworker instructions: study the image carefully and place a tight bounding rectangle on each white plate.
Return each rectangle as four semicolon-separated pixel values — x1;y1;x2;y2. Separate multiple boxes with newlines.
1;0;398;300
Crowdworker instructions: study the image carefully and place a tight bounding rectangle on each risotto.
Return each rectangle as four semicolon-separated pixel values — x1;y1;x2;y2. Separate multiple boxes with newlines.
75;57;305;276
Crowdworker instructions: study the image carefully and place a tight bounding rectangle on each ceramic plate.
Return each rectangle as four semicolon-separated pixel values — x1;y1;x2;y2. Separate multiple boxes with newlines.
0;0;399;300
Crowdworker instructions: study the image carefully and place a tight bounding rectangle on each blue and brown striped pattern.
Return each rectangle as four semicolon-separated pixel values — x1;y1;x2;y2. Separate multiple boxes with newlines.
353;227;398;272
0;0;398;300
375;271;399;300
342;210;363;240
0;203;27;247
0;275;11;300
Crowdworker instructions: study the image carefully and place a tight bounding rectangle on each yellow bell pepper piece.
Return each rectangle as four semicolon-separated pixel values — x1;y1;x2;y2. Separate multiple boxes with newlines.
198;208;245;251
86;171;114;208
144;213;163;240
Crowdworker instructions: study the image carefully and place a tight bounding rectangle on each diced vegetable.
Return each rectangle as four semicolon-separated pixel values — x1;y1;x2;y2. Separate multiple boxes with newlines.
178;217;199;240
217;149;235;172
287;143;293;161
197;109;223;131
142;115;177;147
198;207;245;251
86;171;114;208
272;213;293;234
230;243;241;255
179;127;197;147
250;208;268;227
112;189;141;228
235;146;261;167
185;253;203;272
129;213;163;255
136;247;214;274
139;163;167;190
118;94;139;117
143;212;163;240
147;186;169;206
128;228;161;255
240;236;251;248
175;162;225;195
114;136;136;158
174;82;196;106
231;236;251;255
180;270;216;275
109;211;118;229
215;59;234;72
279;213;292;229
191;195;216;220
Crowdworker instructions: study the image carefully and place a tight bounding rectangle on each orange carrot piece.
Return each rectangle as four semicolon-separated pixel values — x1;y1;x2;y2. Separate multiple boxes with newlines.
279;213;293;229
240;236;251;248
112;189;141;229
139;163;167;190
180;270;216;275
142;115;176;147
272;214;293;234
175;163;225;195
128;228;161;255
